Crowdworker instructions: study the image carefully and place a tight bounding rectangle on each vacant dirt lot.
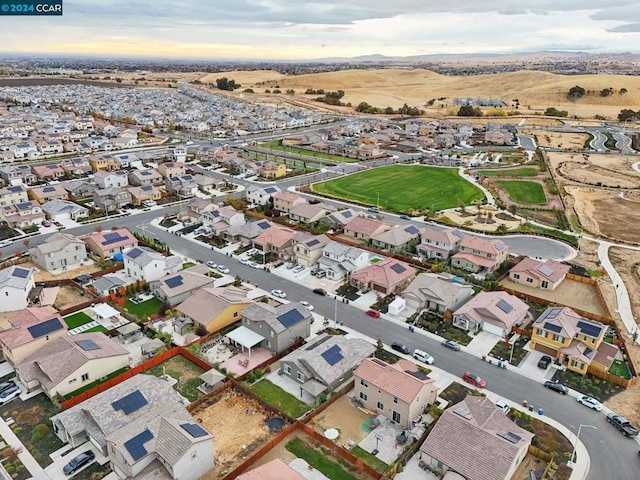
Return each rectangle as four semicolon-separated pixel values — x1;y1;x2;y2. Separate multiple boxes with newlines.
521;130;590;150
309;394;372;445
53;285;87;311
31;262;102;282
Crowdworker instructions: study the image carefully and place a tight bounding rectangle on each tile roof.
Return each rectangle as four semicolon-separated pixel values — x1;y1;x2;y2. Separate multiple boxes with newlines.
150;266;215;299
509;257;571;283
533;307;603;340
0;307;66;349
177;286;252;324
453;291;529;330
403;273;474;305
344;216;392;237
459;235;508;254
29;232;84;255
349;259;417;289
354;358;435;404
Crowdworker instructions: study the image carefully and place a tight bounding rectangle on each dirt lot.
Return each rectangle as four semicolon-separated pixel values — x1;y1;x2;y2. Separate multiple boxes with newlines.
512;453;547;480
53;285;88;311
521;130;590;150
29;262;102;282
309;394;372;445
194;389;278;479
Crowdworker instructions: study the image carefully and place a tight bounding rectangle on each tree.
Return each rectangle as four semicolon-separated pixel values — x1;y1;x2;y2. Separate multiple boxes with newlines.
568;85;585;99
496;223;508;233
618;109;638;122
457;105;482;117
216;77;240;91
544;107;568;117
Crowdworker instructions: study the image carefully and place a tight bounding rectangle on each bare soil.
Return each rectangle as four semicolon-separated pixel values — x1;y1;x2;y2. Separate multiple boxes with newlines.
27;262;102;282
521;130;590;150
53;285;87;311
512;453;547;480
309;394;372;445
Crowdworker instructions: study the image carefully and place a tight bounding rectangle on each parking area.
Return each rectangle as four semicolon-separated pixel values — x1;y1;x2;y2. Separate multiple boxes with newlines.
518;345;557;382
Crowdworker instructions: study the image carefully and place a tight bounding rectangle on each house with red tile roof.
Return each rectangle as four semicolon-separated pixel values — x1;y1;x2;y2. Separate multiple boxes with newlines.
420;396;533;480
82;228;138;259
451;236;509;273
236;459;305;480
253;226;297;257
507;257;571;291
452;291;529;337
273;191;306;215
343;216;393;242
353;358;437;427
349;259;416;295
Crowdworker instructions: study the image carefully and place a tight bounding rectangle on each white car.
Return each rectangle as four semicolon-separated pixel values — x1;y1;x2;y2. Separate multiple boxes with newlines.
576;395;602;411
239;258;251;265
248;261;261;269
206;261;217;269
0;385;21;405
293;265;305;274
217;265;230;274
300;301;314;311
271;289;287;298
495;399;510;414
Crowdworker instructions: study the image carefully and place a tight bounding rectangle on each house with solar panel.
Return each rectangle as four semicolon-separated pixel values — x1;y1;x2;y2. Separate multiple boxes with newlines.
157;161;186;179
240;302;312;354
15;332;129;398
452;291;529;337
507;258;571;291
28;183;70;204
349;259;417;295
94;170;130;189
202;205;245;236
0;200;45;228
60;157;93;177
371;224;421;252
176;197;217;226
279;334;375;400
289;202;336;225
0;306;66;364
83;228;138;260
149;265;216;306
292;234;330;267
31;163;65;182
530;307;611;375
127;185;163;207
0;166;37;186
321;208;363;230
29;232;89;274
417;226;465;260
128;168;164;187
51;374;214;480
93;187;133;212
123;246;182;283
224;219;273;245
420;396;533;480
165;174;198;198
451;236;509;274
0;266;36;313
176;285;253;333
245;185;281;206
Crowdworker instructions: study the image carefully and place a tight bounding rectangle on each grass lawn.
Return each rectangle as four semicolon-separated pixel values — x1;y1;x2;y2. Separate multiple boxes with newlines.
313;165;484;212
123;297;162;319
350;445;390;473
478;167;539;177
496;180;547;204
147;355;205;402
285;438;358;480
63;311;94;329
261;140;356;163
250;379;310;418
84;325;109;333
608;359;631;379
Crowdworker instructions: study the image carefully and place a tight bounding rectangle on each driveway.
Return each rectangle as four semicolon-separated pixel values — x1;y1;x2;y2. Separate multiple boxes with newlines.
518;347;556;382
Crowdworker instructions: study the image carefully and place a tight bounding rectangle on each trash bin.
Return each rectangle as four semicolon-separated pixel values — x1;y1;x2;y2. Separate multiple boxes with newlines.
528;406;534;412
538;408;544;415
522;400;528;408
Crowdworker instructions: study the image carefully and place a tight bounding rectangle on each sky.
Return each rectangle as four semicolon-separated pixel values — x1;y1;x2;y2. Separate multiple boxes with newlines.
2;0;640;60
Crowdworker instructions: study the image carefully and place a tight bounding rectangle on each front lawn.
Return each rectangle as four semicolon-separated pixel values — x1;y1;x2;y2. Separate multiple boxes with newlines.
147;355;205;402
496;180;547;204
123;297;162;319
489;336;530;366
285;437;358;480
313;165;484;212
551;369;623;401
63;311;94;329
478;167;539;177
250;379;311;419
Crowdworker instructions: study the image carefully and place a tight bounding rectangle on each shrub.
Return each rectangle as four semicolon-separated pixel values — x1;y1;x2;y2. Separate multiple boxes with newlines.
31;423;50;443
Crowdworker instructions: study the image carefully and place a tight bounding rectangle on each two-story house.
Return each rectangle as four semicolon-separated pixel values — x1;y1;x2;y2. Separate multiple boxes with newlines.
371;224;421;252
451;236;509;273
149;265;215;306
343;216;393;242
128;168;164;186
0;184;29;207
0;165;36;186
417;226;465;260
123;246;182;282
29;232;88;273
165;175;197;198
292;234;330;267
0;266;36;313
93;187;132;211
83;228;138;259
452;291;529;337
88;154;117;172
289;202;336;224
31;164;65;182
349;259;417;295
127;185;162;206
241;302;312;354
317;241;370;281
245;185;282;206
0;200;45;228
202;205;245;236
177;285;253;333
273;191;306;215
60;157;93;177
157;161;186;179
94;170;129;189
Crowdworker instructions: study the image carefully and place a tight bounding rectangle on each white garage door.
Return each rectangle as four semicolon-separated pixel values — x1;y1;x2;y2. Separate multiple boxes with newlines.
483;322;505;337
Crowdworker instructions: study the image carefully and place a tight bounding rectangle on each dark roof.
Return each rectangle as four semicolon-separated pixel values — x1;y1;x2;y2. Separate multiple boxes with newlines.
112;390;149;415
165;276;184;289
75;339;101;351
124;429;154;461
27;317;63;339
180;423;208;438
277;308;305;328
321;345;343;366
390;263;406;274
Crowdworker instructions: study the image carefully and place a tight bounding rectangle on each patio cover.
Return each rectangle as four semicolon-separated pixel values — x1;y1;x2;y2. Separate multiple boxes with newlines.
91;303;120;320
225;325;264;356
117;323;141;335
140;338;165;355
301;379;327;398
200;369;225;387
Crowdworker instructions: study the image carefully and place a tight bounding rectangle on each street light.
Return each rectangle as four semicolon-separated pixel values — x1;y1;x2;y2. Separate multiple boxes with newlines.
334;295;338;326
569;424;597;467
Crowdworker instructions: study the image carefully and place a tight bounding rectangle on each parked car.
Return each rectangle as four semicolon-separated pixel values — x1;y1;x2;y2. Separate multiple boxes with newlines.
0;381;17;395
153;237;166;246
0;384;21;405
74;274;92;284
300;301;314;311
441;340;461;351
313;288;327;296
293;265;305;274
271;289;287;298
41;220;52;227
413;349;434;364
543;380;568;394
315;270;326;278
63;450;95;475
495;399;510;414
462;372;486;388
391;342;410;355
248;261;261;269
217;265;230;274
577;395;603;411
400;214;411;220
206;261;217;268
368;206;380;213
239;258;251;265
310;268;320;276
537;355;552;369
365;309;381;318
607;413;639;437
286;262;297;270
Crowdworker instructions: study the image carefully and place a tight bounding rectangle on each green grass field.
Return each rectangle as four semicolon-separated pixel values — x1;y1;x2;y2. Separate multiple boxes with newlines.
478;167;539;177
64;311;94;329
124;297;162;319
312;165;484;212
496;180;547;204
250;379;310;418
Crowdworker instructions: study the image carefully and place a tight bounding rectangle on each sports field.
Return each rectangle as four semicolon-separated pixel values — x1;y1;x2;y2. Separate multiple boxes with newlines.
496;180;547;204
478;167;539;177
312;165;484;212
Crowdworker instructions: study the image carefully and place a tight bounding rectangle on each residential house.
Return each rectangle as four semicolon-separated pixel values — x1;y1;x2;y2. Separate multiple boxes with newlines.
508;258;571;291
176;198;217;225
292;234;330;267
279;334;375;399
451;236;509;274
0;184;29;206
41;199;89;222
123;246;182;282
202;205;245;236
236;459;305;480
417;226;465;260
94;170;129;189
241;302;312;354
353;358;438;427
29;232;88;273
253;226;297;260
111;136;139;149
165;175;198;198
350;259;417;295
28;184;69;204
88;154;117;172
15;332;129;398
83;228;138;259
245;185;281;206
149;265;215;306
0;306;66;364
420;397;533;480
167;145;187;162
321;208;363;230
0;200;45;228
530;307;608;375
225;219;273;245
317;241;370;281
371;224;421;252
60;157;93;177
157;162;186;179
403;273;475;314
259;161;286;179
485;129;513;146
0;165;36;186
273;191;306;215
177;285;253;333
452;291;529;337
343;216;393;242
113;152;140;169
127;185;162;206
129;168;164;186
289;202;335;224
62;179;94;198
93;187;132;212
32;164;65;182
50;374;214;480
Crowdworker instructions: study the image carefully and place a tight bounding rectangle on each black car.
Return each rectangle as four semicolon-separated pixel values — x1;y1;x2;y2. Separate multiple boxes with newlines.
391;342;410;355
543;380;568;394
74;274;92;284
400;214;411;220
537;355;552;369
0;381;16;395
313;288;327;296
63;450;95;475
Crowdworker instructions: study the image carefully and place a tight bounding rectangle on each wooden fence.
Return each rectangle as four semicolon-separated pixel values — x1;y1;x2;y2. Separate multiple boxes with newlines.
299;379;355;424
57;295;110;317
528;444;553;462
587;365;638;388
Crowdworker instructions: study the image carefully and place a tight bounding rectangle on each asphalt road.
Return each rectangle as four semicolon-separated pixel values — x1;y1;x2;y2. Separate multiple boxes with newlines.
517;135;537;151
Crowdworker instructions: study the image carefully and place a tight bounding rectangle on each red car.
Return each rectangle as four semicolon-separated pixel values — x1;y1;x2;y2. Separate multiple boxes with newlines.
462;372;486;388
365;309;381;318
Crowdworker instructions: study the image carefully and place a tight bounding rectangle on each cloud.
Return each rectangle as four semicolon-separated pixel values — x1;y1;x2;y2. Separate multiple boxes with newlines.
608;23;640;32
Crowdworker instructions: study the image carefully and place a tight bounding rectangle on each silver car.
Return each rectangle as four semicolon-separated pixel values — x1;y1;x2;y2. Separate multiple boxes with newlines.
576;395;602;411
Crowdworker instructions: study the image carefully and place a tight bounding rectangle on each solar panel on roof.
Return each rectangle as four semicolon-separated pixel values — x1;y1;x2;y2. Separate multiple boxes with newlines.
406;370;429;380
182;174;193;180
140;170;151;175
75;339;101;351
543;322;562;334
42;186;55;193
584;348;595;359
537;264;554;277
371;358;386;367
165;275;184;288
264;187;277;194
257;221;270;229
321;345;343;366
180;423;209;438
544;307;562;319
7;186;23;192
12;267;30;279
390;263;406;274
141;185;152;191
307;239;320;247
342;211;353;218
404;225;419;235
577;321;602;338
124;429;153;461
494;242;505;251
127;248;143;259
277;309;304;328
497;432;522;444
496;299;514;314
101;232;127;246
112;390;149;415
27;317;63;338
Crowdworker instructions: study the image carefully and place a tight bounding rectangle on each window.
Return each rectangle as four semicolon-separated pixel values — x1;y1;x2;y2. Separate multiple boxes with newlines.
431;458;443;469
283;364;291;374
513;273;520;280
297;372;305;381
377;401;384;410
572;360;583;369
68;378;77;384
269;330;274;337
81;373;89;381
393;396;398;404
359;392;368;401
233;311;238;318
541;280;549;289
554;334;563;343
526;277;534;284
191;450;197;460
392;411;401;423
360;379;369;388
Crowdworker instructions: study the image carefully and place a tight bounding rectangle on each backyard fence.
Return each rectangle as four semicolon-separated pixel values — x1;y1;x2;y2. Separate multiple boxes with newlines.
587;365;638;388
299;379;354;424
57;295;110;317
234;338;305;383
